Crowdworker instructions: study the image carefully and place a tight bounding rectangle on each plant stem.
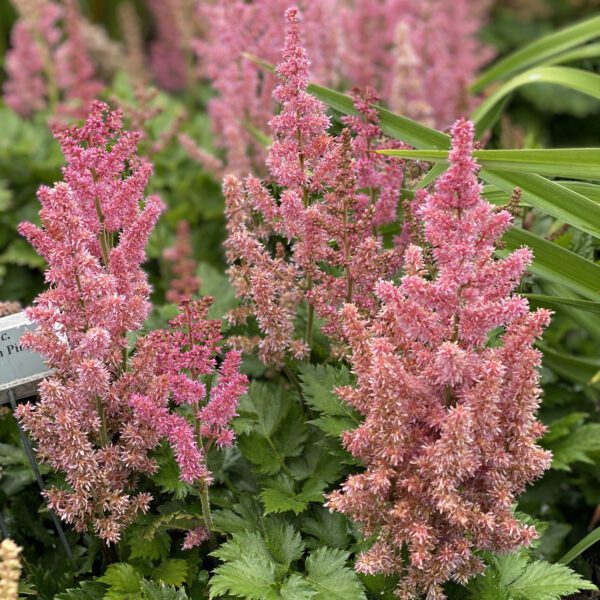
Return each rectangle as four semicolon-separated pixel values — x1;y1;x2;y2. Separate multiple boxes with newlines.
199;481;214;533
95;396;109;447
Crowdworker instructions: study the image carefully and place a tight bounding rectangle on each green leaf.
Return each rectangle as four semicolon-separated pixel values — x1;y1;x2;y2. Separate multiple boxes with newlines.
471;15;600;92
524;294;600;315
301;509;352;550
545;421;600;470
261;477;310;515
500;228;600;301
305;547;366;600
470;552;596;600
55;582;107;600
280;576;317;600
509;560;597;599
140;580;189;600
545;42;600;66
472;67;600;126
98;564;142;600
560;527;600;565
126;518;172;560
236;382;307;474
263;519;305;568
154;450;195;500
378;148;600;181
210;550;278;599
539;344;600;385
152;559;189;587
307;83;450;149
261;474;328;515
298;364;360;436
482;171;600;241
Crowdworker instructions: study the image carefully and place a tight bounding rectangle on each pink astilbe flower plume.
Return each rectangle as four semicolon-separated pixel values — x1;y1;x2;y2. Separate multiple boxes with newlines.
16;103;247;544
327;119;551;600
4;0;104;119
225;9;403;365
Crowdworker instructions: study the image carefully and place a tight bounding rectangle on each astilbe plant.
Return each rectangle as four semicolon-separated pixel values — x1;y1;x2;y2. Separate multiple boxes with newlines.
199;0;492;172
15;102;247;544
327;119;551;600
4;0;103;119
224;8;404;366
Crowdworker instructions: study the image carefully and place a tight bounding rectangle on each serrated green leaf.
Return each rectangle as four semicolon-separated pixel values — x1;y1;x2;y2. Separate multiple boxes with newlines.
509;560;597;599
546;423;600;470
298;364;360;436
55;582;107;600
261;482;309;515
154;453;195;500
126;519;171;560
209;554;279;600
263;519;305;568
280;575;317;600
305;547;366;600
471;552;596;600
98;563;142;600
301;509;351;550
152;559;189;587
237;382;307;474
140;580;189;600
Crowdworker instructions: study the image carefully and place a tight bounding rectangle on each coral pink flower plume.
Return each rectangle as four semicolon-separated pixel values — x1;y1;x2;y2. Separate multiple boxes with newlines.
327;118;552;600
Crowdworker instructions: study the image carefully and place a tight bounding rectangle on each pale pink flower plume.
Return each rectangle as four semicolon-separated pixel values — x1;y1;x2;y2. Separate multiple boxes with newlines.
327;119;551;600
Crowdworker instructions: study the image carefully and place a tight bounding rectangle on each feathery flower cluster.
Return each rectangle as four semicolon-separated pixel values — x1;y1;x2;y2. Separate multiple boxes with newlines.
163;220;201;304
197;0;341;175
15;103;247;543
0;539;22;600
200;0;492;172
327;119;551;599
4;0;103;119
225;9;403;365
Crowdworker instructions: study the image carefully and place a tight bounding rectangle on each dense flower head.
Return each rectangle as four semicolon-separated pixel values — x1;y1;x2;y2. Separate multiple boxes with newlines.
327;119;551;599
15;103;247;543
225;9;403;365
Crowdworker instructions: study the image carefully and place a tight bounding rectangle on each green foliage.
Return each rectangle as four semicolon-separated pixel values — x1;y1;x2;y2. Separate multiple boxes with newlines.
298;364;360;436
209;523;365;600
469;551;596;599
235;382;307;475
55;582;107;600
543;413;600;470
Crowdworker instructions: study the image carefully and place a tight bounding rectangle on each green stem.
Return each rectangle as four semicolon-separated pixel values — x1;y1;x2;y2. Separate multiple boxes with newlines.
95;396;109;447
199;481;214;533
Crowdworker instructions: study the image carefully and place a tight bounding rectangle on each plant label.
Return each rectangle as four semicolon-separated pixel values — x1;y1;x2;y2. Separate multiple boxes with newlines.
0;312;51;404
